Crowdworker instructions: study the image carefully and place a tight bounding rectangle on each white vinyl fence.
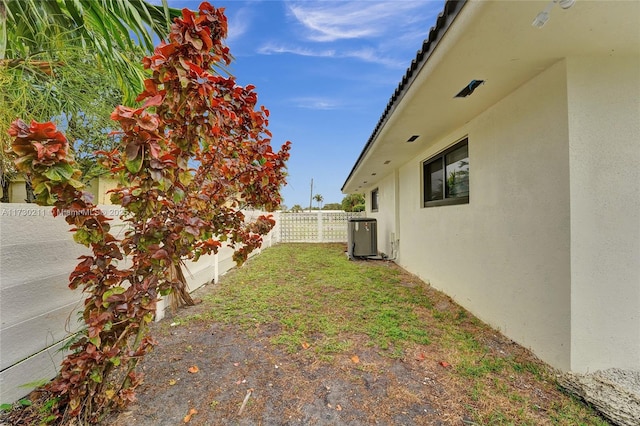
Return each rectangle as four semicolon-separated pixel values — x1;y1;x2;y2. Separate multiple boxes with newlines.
0;207;357;404
278;211;364;242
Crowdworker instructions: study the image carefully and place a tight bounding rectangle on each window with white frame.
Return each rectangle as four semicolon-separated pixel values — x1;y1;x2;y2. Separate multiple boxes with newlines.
423;138;469;207
371;188;379;212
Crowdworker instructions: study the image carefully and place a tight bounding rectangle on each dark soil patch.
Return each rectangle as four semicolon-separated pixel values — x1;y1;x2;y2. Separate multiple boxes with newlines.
101;301;454;425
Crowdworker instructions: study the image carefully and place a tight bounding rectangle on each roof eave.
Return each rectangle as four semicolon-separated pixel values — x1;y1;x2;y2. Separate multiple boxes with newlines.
341;0;467;193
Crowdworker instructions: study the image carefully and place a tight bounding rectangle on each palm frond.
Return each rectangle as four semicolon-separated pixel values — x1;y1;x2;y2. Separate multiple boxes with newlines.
2;0;181;104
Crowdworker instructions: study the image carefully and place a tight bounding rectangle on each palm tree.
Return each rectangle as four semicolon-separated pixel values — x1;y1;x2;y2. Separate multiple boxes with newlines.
1;0;180;104
0;0;181;201
313;194;323;210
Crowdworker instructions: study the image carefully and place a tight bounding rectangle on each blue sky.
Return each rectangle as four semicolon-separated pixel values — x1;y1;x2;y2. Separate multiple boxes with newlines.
163;0;445;209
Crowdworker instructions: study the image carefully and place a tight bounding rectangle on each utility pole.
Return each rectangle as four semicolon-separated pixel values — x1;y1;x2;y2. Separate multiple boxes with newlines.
309;178;313;212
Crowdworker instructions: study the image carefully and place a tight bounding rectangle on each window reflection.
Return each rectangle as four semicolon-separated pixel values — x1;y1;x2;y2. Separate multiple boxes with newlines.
422;138;469;206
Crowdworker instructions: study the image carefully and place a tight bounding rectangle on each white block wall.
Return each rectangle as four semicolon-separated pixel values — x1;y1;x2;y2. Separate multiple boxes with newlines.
0;204;277;404
1;204;90;404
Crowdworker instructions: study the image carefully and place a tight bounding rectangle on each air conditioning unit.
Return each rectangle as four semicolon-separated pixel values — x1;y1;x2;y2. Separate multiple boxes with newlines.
347;218;377;259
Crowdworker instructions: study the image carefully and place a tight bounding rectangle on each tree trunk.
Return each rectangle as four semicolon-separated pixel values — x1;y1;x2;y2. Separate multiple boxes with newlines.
25;177;36;203
167;261;201;313
0;173;9;202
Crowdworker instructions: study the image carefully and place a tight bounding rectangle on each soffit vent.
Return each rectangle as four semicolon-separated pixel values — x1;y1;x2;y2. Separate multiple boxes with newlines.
455;79;485;98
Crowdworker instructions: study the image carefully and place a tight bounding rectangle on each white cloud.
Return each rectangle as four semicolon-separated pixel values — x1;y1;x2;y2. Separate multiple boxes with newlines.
258;43;337;58
342;47;403;68
289;96;342;110
258;43;404;68
286;1;431;42
225;7;252;44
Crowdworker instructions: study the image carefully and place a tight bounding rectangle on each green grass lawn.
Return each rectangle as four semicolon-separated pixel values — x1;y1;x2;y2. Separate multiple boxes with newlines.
171;243;609;425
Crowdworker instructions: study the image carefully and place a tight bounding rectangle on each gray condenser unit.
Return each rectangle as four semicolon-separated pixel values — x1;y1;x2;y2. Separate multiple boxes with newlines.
347;218;377;259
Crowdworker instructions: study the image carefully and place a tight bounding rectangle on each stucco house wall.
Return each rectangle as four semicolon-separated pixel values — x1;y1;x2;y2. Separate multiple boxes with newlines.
7;176;29;203
566;55;640;372
367;171;398;258
360;54;640;373
8;176;119;204
343;0;639;375
389;60;573;370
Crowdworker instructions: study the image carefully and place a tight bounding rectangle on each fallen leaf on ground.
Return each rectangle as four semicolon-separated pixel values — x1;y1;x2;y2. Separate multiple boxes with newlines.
301;341;310;349
439;361;451;368
336;404;343;411
415;353;426;361
351;355;360;363
169;379;177;385
188;366;199;373
183;408;197;423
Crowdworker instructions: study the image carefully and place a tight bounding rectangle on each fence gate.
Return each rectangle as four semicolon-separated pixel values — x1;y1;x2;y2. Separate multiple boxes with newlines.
278;211;364;243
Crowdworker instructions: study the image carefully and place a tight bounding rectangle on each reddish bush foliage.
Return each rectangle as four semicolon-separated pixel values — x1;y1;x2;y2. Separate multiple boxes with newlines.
7;2;289;423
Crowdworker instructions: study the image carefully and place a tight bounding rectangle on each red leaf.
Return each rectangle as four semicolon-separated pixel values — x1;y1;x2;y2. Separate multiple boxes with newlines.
180;8;195;25
28;120;59;140
142;94;164;108
125;142;141;160
151;249;170;260
199;29;213;51
8;119;29;138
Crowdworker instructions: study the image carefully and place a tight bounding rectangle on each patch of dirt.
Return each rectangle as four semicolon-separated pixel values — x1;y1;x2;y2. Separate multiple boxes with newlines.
107;340;446;425
2;260;605;425
101;304;454;425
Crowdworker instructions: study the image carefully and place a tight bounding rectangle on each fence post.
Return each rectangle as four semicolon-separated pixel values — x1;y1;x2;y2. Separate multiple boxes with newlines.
214;252;219;284
273;211;279;245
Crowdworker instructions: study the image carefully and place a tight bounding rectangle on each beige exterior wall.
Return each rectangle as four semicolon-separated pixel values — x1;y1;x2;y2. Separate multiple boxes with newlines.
7;176;28;203
367;55;640;372
385;60;573;370
367;171;398;257
566;56;640;372
95;177;119;205
8;176;118;204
